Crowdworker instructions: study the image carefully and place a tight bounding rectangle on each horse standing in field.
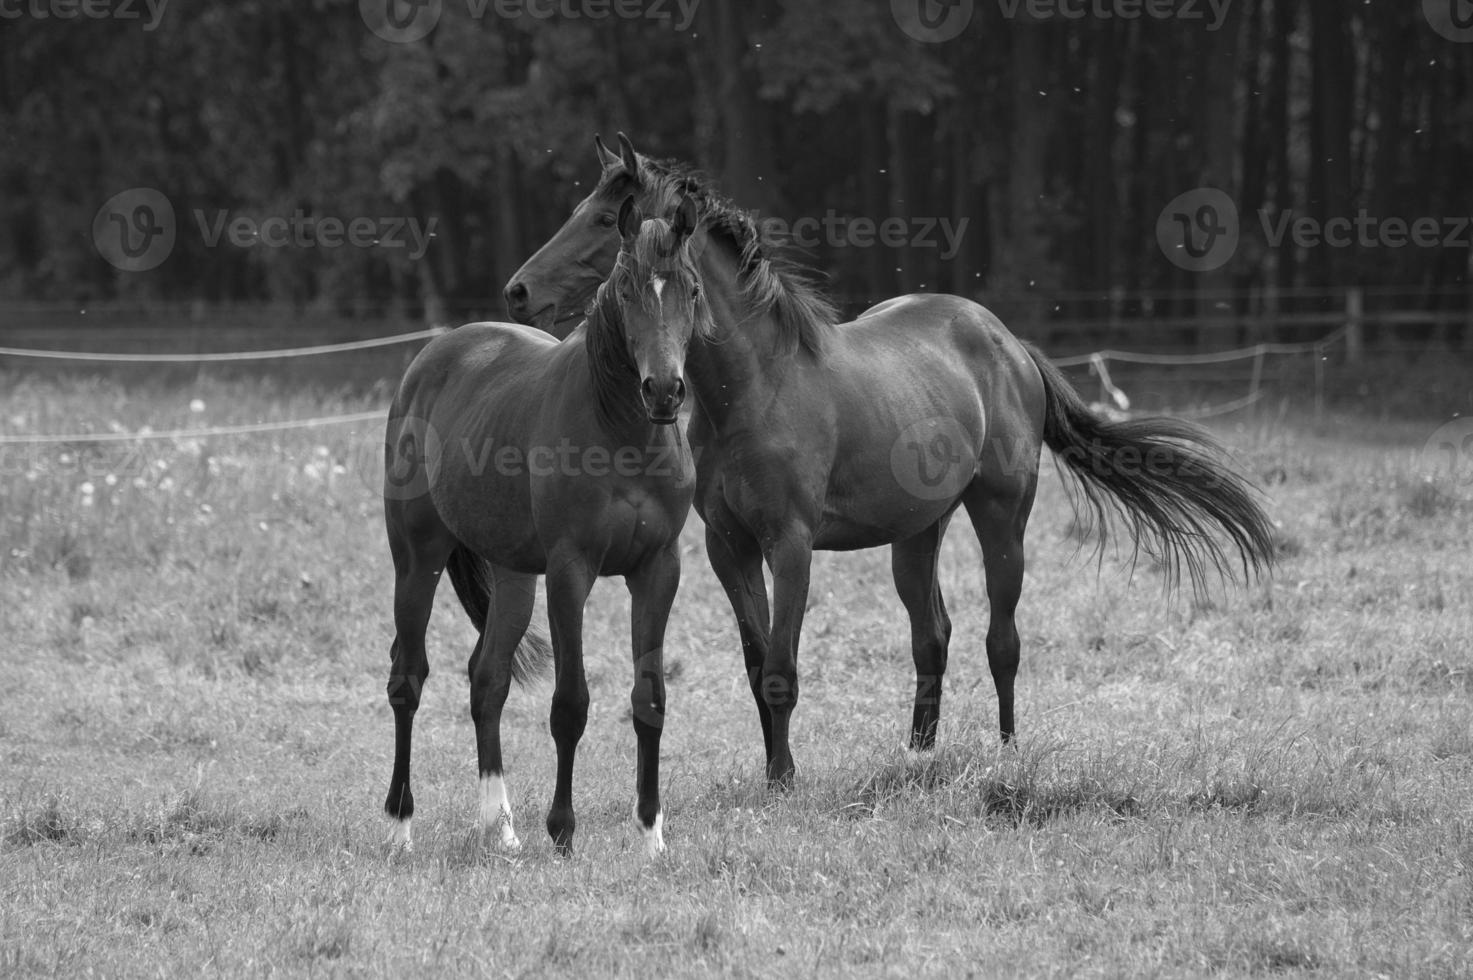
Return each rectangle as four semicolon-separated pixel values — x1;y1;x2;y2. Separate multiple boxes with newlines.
382;196;709;855
505;134;1276;787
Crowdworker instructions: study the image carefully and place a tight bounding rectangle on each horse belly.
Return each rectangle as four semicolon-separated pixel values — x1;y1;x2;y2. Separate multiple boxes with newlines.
813;431;980;550
812;497;956;551
432;469;546;574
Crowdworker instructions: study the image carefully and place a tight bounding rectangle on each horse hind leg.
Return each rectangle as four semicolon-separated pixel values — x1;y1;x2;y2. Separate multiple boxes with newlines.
891;518;953;752
466;564;539;852
962;476;1036;744
382;503;456;851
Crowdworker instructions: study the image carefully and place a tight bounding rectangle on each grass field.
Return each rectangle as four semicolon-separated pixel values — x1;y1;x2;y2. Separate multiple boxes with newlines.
1;368;1471;978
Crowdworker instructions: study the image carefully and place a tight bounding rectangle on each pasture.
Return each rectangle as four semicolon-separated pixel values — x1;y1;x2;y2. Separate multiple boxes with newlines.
2;368;1470;978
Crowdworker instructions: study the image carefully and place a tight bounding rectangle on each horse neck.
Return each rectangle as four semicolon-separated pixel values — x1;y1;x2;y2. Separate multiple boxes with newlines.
582;307;645;435
686;238;784;428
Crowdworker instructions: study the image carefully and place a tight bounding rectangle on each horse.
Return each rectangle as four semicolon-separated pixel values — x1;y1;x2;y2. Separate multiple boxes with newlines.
382;195;710;855
505;134;1276;787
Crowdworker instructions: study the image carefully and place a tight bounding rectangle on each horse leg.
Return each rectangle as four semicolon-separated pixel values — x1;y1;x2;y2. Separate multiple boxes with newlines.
382;513;455;851
467;565;538;851
544;551;595;856
704;524;774;765
626;544;681;857
763;532;814;788
962;478;1037;744
891;517;954;752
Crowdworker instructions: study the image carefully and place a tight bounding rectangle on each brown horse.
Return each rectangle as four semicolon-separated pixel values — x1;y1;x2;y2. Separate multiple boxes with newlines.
507;135;1275;787
382;196;710;854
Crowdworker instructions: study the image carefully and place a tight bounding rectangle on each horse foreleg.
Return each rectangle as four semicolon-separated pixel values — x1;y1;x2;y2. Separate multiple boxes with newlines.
626;545;681;857
705;525;774;765
544;552;595;856
762;533;814;789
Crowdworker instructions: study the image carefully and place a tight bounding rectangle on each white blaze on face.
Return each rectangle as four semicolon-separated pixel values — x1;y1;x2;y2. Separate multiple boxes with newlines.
634;803;666;858
385;816;413;852
651;275;666;310
480;773;520;851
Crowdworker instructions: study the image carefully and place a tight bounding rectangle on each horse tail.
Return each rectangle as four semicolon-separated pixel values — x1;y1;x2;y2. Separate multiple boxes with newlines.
1021;342;1276;594
444;546;553;684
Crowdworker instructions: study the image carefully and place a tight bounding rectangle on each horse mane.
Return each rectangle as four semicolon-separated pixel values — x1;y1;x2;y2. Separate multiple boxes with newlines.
601;155;840;357
584;256;643;433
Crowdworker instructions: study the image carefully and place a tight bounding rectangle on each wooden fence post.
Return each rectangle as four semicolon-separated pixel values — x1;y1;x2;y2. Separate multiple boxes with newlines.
1345;287;1364;363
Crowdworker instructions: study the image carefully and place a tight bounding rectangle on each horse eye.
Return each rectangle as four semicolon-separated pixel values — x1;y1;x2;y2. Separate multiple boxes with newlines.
597;213;616;228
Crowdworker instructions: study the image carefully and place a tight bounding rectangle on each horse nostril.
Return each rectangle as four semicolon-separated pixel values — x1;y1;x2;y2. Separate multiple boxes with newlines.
641;378;657;400
674;378;686;402
505;281;529;311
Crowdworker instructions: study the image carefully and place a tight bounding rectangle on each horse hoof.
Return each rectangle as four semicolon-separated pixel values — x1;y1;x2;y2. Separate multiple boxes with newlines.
484;830;521;854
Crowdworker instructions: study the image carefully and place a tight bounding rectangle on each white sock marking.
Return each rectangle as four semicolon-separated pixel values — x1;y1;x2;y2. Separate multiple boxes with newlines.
634;804;666;858
480;774;521;851
385;816;413;852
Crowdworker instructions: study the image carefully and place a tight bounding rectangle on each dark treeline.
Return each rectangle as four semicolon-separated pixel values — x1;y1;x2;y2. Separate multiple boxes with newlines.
3;0;1471;344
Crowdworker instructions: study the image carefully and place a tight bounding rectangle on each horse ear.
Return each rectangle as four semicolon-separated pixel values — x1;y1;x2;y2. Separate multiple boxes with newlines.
616;132;640;179
594;134;621;173
672;195;699;241
617;196;641;247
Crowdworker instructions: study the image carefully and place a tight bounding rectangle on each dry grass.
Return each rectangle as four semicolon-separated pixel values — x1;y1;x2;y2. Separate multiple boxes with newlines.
2;372;1471;977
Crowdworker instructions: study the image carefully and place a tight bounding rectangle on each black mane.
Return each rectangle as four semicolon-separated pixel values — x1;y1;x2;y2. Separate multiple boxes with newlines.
595;155;840;356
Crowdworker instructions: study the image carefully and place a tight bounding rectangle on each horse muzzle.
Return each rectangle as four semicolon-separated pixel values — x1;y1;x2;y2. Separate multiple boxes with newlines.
641;376;686;424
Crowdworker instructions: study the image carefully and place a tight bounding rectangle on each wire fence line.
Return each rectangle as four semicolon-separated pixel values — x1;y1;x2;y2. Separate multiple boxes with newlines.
0;327;448;363
0;321;1353;446
1051;324;1350;368
0;411;386;447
